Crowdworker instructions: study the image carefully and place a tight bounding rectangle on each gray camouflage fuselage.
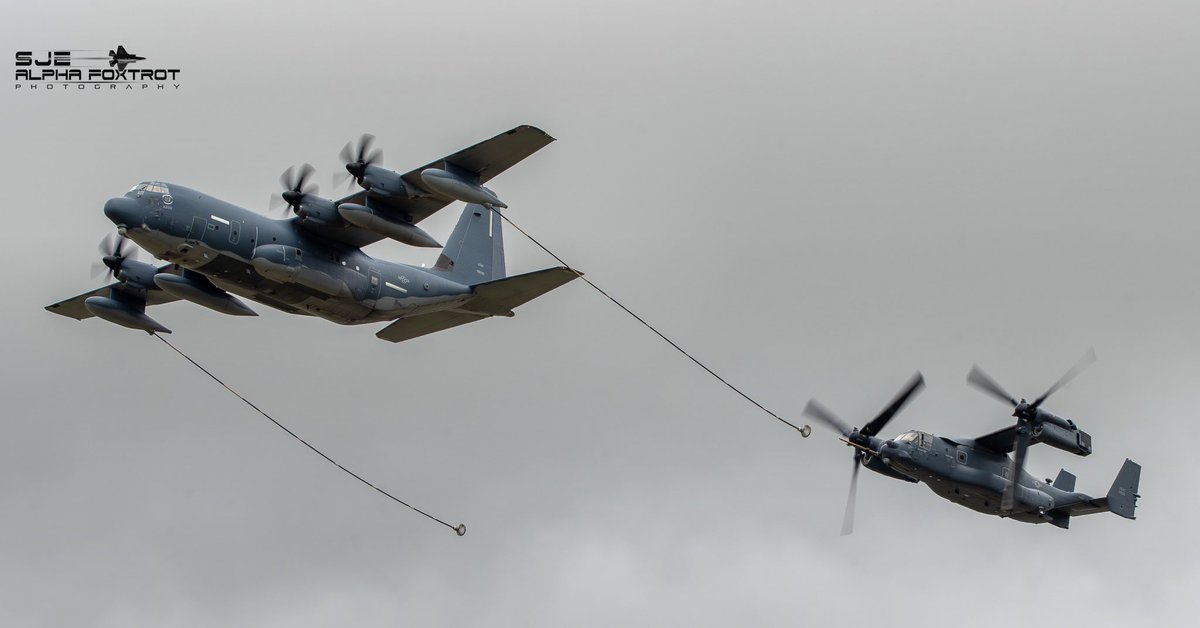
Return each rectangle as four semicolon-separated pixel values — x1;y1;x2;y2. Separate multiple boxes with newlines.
105;182;477;325
856;428;1137;527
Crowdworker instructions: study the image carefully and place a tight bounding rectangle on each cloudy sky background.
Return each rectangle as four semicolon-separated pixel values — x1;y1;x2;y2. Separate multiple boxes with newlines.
3;1;1198;625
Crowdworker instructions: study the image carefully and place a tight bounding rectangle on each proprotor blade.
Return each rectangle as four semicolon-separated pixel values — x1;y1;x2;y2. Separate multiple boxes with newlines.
967;365;1018;407
841;454;861;536
803;399;853;437
860;372;925;438
1031;348;1097;409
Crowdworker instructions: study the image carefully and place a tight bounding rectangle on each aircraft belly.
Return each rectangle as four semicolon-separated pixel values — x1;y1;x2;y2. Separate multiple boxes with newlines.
370;294;474;320
924;480;1005;516
129;228;376;324
126;226;473;326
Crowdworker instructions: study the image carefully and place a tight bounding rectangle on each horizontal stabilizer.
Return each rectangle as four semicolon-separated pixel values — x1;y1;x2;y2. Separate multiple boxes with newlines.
374;266;579;343
463;266;580;316
375;311;489;343
1054;459;1141;520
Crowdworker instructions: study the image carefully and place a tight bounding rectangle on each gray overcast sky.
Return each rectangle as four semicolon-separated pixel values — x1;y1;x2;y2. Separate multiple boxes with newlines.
3;1;1198;626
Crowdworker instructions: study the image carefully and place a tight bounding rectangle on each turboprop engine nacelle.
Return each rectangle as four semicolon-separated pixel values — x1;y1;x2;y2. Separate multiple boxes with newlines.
337;203;441;248
84;296;171;333
113;259;161;289
419;168;506;208
250;245;351;298
153;273;257;317
360;165;408;197
1032;420;1093;457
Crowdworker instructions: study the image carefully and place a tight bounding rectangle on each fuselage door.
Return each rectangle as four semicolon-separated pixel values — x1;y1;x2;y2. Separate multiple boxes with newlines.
228;220;241;245
187;216;207;242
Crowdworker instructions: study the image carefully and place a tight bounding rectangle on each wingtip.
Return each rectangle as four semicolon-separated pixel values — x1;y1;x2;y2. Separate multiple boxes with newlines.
513;124;555;141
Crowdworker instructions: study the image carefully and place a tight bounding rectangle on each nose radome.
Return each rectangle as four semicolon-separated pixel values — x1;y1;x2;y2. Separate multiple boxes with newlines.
103;197;142;227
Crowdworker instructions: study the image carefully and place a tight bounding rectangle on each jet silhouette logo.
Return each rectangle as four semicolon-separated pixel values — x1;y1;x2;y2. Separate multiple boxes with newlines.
14;45;181;91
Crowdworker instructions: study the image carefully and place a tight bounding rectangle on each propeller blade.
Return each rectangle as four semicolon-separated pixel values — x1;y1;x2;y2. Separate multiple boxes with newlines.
841;454;860;536
95;233;134;281
803;399;853;437
274;163;321;215
338;134;380;189
860;372;925;438
98;232;134;258
91;261;106;280
967;365;1018;407
1000;427;1032;512
333;171;353;191
278;165;295;191
357;134;376;163
1031;348;1097;409
294;163;315;189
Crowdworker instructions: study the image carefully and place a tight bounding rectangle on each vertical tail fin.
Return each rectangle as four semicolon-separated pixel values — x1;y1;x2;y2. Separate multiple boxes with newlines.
430;204;505;285
1107;459;1141;519
1052;469;1077;492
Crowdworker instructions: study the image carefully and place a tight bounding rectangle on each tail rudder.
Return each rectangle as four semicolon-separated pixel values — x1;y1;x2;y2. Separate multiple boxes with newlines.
431;204;505;285
1107;459;1141;519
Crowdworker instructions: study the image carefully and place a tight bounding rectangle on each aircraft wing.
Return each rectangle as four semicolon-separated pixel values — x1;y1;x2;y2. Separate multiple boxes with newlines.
337;125;555;225
45;264;182;320
973;425;1019;454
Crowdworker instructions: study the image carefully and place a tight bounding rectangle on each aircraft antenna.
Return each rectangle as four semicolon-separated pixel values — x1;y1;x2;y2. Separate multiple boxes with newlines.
151;333;467;537
489;208;811;438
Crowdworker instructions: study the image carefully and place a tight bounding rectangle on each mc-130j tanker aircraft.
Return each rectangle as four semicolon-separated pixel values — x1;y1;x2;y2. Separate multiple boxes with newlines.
47;126;580;342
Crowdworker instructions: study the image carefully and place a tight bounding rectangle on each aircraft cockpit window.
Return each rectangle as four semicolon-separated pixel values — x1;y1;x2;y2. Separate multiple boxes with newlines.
128;183;149;193
144;183;170;194
895;431;932;448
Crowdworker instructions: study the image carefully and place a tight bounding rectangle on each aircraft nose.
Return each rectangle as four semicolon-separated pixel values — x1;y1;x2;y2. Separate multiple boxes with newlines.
103;197;142;228
880;441;910;466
